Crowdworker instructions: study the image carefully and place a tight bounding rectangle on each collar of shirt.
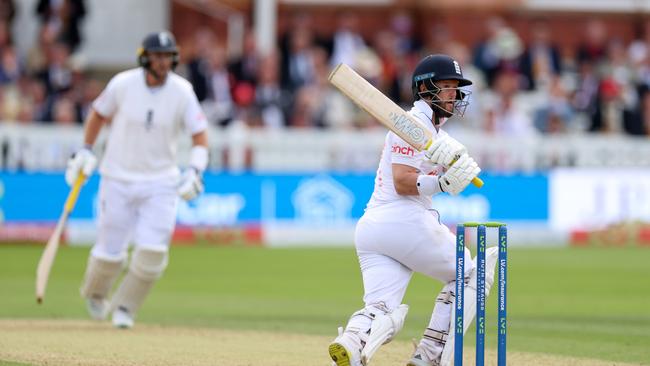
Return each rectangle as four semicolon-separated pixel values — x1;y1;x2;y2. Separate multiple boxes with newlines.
414;100;432;119
413;99;448;129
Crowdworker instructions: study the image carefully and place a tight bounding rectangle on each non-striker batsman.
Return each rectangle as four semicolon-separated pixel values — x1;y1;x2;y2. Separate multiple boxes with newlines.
328;54;498;366
66;31;209;328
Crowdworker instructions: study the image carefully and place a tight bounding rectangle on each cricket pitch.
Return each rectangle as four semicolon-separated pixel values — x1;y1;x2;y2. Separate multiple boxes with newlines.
0;319;640;366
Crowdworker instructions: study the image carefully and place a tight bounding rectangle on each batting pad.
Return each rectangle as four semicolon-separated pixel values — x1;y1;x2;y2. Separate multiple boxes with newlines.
80;255;125;300
109;248;168;317
361;304;409;365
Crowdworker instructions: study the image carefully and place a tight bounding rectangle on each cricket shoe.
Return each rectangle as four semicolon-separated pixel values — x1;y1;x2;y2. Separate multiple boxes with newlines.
407;340;440;366
329;327;364;366
85;297;108;321
407;352;440;366
112;306;134;329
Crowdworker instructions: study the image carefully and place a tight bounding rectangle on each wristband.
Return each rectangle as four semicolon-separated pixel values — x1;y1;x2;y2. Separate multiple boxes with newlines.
416;175;442;196
189;145;209;172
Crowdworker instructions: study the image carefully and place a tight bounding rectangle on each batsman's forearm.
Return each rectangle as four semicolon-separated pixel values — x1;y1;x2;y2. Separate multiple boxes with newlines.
394;172;420;195
191;130;208;147
83;109;107;147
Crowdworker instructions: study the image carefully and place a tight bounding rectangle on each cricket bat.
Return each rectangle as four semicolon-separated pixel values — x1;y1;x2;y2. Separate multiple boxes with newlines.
328;63;483;188
36;173;86;304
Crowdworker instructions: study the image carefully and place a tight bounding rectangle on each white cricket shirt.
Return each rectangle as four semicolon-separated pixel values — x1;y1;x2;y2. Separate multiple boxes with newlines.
93;68;207;182
366;100;446;211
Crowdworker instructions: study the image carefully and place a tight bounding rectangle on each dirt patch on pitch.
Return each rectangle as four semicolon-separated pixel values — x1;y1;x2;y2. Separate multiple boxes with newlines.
0;319;639;366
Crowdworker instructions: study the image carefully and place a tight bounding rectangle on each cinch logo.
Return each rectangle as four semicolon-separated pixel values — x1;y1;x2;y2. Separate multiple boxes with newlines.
391;144;414;156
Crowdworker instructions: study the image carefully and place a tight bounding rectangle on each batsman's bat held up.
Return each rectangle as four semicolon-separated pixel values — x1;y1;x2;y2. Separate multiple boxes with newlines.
328;63;483;188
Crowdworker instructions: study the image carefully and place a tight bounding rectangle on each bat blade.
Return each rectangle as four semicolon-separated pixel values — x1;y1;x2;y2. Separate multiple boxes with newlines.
35;214;68;303
328;63;483;188
35;173;86;304
328;63;432;150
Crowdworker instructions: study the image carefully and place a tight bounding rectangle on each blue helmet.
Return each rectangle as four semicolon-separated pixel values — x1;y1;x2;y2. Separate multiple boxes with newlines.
137;31;179;69
412;54;472;119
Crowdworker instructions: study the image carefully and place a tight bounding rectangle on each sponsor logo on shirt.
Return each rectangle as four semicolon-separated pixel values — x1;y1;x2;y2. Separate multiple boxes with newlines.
391;144;415;157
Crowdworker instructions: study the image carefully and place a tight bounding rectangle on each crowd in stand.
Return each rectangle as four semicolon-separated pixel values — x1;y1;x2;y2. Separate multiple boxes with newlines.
0;0;93;126
2;2;650;137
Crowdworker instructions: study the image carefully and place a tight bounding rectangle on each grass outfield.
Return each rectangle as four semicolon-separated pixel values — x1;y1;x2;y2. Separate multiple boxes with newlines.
0;244;649;365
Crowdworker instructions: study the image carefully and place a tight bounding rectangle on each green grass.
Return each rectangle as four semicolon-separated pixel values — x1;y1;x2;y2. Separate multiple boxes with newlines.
1;244;649;364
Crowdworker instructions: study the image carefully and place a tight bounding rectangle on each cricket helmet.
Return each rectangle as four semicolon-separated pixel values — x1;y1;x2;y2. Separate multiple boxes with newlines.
411;54;472;119
137;31;179;69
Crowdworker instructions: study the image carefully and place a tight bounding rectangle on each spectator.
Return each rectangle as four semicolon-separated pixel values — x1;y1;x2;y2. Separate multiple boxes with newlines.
373;29;402;103
588;39;636;134
631;86;650;135
254;52;291;129
77;78;102;121
279;12;317;91
520;20;562;91
330;12;366;69
289;47;330;128
185;28;218;103
51;95;76;124
0;45;20;84
628;19;650;71
282;27;316;91
0;0;14;47
0;81;19;120
36;41;73;95
533;76;575;133
472;17;523;87
422;23;452;56
229;30;259;86
36;0;86;52
606;39;638;134
0;0;14;24
484;69;537;136
27;25;57;74
390;11;420;57
595;77;625;133
27;78;50;122
204;45;235;126
572;60;600;130
577;19;608;66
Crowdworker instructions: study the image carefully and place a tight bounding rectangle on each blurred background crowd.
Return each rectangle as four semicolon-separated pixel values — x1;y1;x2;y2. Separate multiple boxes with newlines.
2;0;650;138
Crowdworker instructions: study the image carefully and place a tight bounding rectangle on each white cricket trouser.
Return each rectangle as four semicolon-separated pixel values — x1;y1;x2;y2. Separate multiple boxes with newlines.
355;204;475;311
91;176;178;261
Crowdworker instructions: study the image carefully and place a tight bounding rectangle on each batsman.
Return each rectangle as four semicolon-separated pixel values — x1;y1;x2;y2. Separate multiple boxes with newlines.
328;54;499;366
66;31;209;329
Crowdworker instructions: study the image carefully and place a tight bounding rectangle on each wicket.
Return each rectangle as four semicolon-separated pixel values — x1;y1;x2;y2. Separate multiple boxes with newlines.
455;222;507;366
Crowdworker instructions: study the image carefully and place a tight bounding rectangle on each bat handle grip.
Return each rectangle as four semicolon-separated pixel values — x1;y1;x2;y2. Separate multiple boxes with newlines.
64;174;86;213
472;176;484;188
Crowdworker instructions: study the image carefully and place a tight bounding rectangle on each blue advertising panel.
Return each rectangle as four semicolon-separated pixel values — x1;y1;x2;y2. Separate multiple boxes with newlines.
0;173;99;221
0;172;548;225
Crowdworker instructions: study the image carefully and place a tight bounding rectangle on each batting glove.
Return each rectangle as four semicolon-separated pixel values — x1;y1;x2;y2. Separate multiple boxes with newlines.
425;134;467;168
177;168;204;201
439;154;481;196
65;148;97;186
